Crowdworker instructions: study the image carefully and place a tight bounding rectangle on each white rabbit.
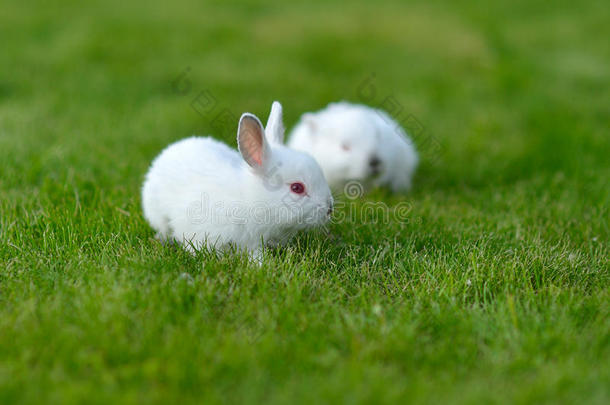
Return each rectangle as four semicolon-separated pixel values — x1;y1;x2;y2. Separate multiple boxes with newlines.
288;102;418;193
141;101;333;260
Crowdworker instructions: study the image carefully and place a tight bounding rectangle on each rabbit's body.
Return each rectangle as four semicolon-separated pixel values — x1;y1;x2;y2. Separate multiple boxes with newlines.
142;102;333;257
288;102;418;193
142;137;251;249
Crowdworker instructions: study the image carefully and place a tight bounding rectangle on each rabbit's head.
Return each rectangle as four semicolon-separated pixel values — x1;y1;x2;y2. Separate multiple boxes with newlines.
292;103;384;191
238;102;333;232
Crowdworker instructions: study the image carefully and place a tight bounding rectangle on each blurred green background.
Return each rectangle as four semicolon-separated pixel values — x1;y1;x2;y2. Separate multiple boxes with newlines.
1;0;608;404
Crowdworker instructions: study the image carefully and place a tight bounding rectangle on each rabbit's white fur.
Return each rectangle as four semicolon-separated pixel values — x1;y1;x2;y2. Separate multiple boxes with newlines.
142;101;333;258
288;102;418;193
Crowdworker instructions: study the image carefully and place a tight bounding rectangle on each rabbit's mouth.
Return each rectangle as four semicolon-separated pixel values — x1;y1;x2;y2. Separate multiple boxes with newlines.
369;168;382;178
368;165;384;179
308;204;333;226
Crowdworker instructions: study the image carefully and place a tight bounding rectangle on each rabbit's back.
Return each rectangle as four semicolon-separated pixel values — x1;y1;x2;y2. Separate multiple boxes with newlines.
372;112;418;191
141;137;242;241
152;136;241;175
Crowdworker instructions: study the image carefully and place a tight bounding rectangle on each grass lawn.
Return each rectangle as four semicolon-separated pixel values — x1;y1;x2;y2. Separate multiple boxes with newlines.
1;0;609;403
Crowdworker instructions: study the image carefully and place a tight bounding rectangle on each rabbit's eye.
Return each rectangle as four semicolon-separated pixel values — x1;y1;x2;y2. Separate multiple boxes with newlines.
290;182;306;194
341;143;351;151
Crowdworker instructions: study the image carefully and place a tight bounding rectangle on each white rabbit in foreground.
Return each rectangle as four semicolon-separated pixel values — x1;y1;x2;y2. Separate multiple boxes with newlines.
288;102;418;193
142;101;333;259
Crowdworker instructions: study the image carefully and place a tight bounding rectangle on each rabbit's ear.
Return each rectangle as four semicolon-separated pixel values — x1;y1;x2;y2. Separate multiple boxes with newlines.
265;101;285;144
238;113;270;170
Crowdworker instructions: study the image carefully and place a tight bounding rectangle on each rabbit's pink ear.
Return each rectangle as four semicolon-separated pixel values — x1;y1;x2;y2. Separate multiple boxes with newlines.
238;113;270;169
265;101;285;144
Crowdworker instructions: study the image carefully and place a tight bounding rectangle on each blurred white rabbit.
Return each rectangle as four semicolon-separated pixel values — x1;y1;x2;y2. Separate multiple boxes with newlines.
142;101;333;260
288;102;418;193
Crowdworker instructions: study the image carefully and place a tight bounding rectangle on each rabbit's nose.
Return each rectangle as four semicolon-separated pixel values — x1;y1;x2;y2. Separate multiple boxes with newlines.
327;200;334;216
369;155;381;168
369;155;382;175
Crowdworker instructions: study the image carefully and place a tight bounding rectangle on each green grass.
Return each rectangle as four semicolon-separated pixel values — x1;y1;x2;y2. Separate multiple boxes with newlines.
1;0;609;403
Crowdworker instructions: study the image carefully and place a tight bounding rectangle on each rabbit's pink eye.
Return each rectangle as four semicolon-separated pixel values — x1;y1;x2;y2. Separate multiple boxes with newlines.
341;143;351;151
290;182;305;194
